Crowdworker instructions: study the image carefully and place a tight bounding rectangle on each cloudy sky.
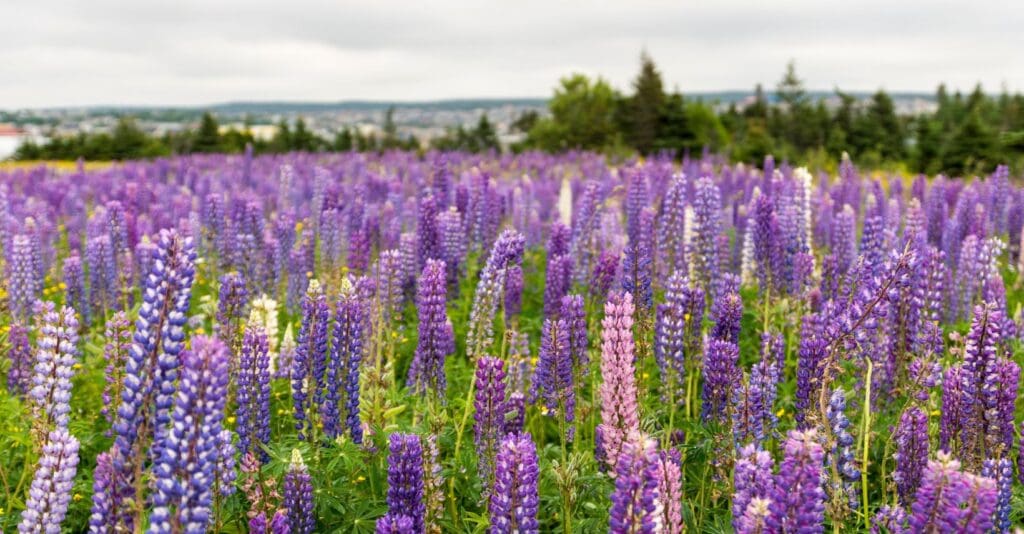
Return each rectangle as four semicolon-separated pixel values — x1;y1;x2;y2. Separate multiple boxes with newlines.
2;0;1022;108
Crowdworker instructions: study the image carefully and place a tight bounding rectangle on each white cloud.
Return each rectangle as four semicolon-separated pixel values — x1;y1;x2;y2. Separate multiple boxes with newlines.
0;0;1021;108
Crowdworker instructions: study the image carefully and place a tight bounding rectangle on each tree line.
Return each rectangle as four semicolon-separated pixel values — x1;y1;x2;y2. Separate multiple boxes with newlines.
14;53;1024;174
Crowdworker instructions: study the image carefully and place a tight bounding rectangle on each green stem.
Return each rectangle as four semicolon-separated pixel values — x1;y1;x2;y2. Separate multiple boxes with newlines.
448;376;477;529
860;360;873;531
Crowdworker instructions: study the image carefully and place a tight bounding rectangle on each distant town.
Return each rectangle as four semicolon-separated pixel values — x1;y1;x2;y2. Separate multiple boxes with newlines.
0;91;938;160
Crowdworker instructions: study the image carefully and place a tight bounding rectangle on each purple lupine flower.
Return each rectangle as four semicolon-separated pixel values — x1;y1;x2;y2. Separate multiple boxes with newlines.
752;193;783;295
399;232;419;298
767;429;825;534
532;316;577;441
375;249;405;321
5;323;33;395
385;433;425;533
622;207;654;311
7;233;41;320
237;326;271;462
408;259;454;398
215;429;237;498
543;254;573;318
89;450;133;532
503;392;526;436
437;207;467;296
608;432;661;534
589;248;620;307
87;234;118;317
348;223;371;275
795;314;826;428
709;281;742;344
18;428;80;534
29;304;79;434
908;452;997;533
981;457;1012;533
489;432;540;534
597;292;639;470
657;448;683;534
702;339;738;424
291;280;330;441
467;229;525;359
376;514;415;534
215;271;248;354
547;221;571;257
656;174;687;279
503;264;524;319
148;336;230;534
893;406;929;505
654;280;686;407
940;364;966;452
474;356;509;497
560;294;588;372
421;434;445;533
284;450;316;534
958;303;1004;465
732;444;774;531
826;388;859;509
692;177;722;292
871;505;908;534
625;168;649;244
417;193;442;269
100;312;131;429
62;254;88;326
323;281;364;443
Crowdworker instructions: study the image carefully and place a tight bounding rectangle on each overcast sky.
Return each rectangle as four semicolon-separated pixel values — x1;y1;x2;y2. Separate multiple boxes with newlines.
2;0;1022;109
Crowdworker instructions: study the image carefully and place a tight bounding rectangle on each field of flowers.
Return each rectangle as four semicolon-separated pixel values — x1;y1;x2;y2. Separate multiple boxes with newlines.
0;151;1022;533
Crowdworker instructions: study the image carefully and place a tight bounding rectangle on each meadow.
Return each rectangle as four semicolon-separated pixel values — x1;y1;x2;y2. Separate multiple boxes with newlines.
0;150;1021;533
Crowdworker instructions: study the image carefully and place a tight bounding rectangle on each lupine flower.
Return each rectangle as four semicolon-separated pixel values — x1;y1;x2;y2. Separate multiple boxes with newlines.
408;259;454;398
608;432;661;534
795;315;827;428
7;233;41;320
62;254;88;326
560;294;589;372
893;406;929;505
421;435;445;534
621;208;654;311
657;449;683;534
385;433;425;533
291;280;330;441
768;429;826;533
504;264;524;319
474;356;508;497
735;497;771;534
467;230;525;359
503;392;526;435
18;428;80;534
112;229;195;487
323;279;364;443
438;207;467;295
871;505;908;534
981;457;1012;533
284;449;316;534
543;254;573;317
958;303;1005;466
597;292;639;471
376;514;415;534
489;432;540;534
826;388;859;509
733;444;774;531
215;271;249;354
215;429;237;498
940;364;966;452
691;177;722;292
88;449;133;533
908;452;996;533
752;193;782;294
237;326;272;462
701;339;738;424
418;193;441;268
656;174;687;278
148;336;230;534
5;323;33;395
709;283;742;344
87;234;117;317
589;248;620;306
532;318;575;441
30;304;79;436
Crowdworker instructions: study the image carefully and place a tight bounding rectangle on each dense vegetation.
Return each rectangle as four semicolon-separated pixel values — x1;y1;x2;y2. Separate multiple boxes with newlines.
1;151;1023;532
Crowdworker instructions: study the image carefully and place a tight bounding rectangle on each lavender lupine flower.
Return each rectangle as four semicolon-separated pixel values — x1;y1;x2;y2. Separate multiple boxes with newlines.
62;255;88;326
959;303;1004;465
323;280;364;443
940;364;966;453
893;406;929;505
399;232;419;298
100;312;131;429
284;450;316;534
348;223;371;275
375;250;405;321
560;294;588;372
832;205;857;275
871;505;908;534
908;452;997;533
767;429;826;534
418;193;442;268
795;315;827;428
215;271;248;354
547;221;571;257
421;435;445;534
752;193;783;294
709;284;742;344
467;230;525;360
657;449;683;534
375;514;415;534
437;207;467;295
148;336;230;534
532;319;575;441
981;457;1012;533
608;432;661;534
291;280;330;441
87;234;118;317
622;208;654;311
654;292;685;407
113;229;196;474
702;339;738;424
18;428;80;534
408;259;454;398
657;174;687;278
7;233;41;320
5;323;33;395
589;248;620;306
489;432;540;534
89;450;133;532
625;168;649;244
215;429;237;498
597;292;639;471
691;177;722;292
29;304;79;435
826;388;859;509
474;356;509;497
237;327;271;462
543;254;573;318
732;444;774;531
503;264;524;319
385;433;425;533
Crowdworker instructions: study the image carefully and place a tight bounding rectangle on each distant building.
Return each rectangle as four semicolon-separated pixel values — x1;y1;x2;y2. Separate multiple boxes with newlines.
0;123;28;160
